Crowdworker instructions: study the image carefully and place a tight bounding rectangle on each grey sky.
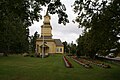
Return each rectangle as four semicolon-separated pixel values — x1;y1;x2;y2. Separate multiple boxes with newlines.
29;0;83;44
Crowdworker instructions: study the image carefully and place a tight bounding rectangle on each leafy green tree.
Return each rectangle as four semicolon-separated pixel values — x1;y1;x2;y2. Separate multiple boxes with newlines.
62;41;69;53
70;41;77;55
73;0;109;28
62;41;76;55
74;0;120;58
30;31;39;53
0;0;69;54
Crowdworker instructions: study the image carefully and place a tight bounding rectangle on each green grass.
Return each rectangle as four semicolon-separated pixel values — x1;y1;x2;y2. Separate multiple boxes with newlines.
0;54;120;80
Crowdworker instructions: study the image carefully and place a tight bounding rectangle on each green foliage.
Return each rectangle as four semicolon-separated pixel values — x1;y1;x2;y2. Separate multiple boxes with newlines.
70;42;77;55
73;0;109;28
30;31;39;53
62;41;77;55
0;0;31;53
62;41;69;53
75;0;120;58
47;0;69;25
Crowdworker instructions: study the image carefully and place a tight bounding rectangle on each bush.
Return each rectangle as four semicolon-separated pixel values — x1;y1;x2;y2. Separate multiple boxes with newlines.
30;55;34;57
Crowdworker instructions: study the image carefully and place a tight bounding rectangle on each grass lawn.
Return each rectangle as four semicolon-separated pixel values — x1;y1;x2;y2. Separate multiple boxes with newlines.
0;54;120;80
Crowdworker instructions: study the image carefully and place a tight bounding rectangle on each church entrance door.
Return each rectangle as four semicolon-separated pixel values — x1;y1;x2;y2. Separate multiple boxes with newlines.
40;45;49;55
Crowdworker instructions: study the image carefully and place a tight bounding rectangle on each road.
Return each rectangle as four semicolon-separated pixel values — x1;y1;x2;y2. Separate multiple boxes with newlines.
105;56;120;61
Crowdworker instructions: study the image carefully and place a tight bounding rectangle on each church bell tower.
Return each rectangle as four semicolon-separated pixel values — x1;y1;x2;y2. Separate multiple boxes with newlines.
41;10;52;39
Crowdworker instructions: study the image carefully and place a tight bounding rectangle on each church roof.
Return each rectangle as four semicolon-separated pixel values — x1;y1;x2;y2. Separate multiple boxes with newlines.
40;44;49;48
54;39;63;46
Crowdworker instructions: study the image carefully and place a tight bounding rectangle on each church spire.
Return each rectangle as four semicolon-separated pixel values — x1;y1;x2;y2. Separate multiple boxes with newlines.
45;8;49;16
41;8;52;39
43;8;51;24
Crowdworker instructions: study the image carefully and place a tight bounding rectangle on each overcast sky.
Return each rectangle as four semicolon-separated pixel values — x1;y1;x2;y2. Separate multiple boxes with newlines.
29;0;84;44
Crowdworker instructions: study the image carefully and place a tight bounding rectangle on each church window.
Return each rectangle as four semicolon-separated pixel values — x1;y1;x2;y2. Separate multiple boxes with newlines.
56;48;59;52
60;48;62;52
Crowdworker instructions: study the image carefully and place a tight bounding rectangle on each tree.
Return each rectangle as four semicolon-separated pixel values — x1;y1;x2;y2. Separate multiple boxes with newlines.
72;0;109;28
62;41;69;53
30;31;39;53
70;41;77;55
74;0;120;58
0;0;69;54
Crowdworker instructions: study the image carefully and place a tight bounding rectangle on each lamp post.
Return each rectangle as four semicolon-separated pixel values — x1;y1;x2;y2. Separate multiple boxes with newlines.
42;25;45;58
